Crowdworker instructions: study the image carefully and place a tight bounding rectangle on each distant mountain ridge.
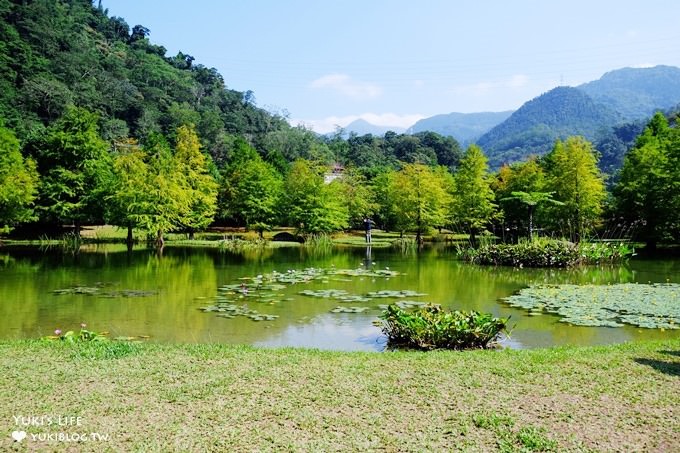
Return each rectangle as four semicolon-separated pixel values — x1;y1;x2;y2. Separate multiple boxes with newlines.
406;111;513;145
473;66;680;168
342;119;406;137
476;86;622;167
578;65;680;120
333;66;680;172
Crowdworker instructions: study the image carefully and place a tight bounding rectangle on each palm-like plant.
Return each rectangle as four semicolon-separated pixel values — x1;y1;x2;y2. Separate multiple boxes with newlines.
502;191;564;239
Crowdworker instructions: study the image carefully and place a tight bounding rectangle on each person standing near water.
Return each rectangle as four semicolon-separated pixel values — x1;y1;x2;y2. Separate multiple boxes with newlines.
363;217;373;243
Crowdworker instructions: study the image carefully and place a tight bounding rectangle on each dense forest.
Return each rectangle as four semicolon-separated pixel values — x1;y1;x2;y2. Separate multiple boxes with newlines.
1;0;679;249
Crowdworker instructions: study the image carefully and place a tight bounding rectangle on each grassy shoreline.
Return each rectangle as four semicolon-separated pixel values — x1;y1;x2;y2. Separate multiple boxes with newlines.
1;339;678;451
1;224;470;249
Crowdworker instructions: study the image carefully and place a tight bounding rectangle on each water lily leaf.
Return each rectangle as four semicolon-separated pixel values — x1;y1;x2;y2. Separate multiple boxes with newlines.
53;284;157;298
330;306;370;314
366;290;427;298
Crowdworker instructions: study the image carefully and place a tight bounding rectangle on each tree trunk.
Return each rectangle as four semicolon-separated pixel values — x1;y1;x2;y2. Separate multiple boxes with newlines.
155;230;164;249
188;230;195;240
126;224;133;246
528;206;534;240
74;219;81;238
470;229;478;248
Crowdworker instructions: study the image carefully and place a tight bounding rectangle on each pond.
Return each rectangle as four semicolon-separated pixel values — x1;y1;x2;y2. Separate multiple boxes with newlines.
1;244;679;351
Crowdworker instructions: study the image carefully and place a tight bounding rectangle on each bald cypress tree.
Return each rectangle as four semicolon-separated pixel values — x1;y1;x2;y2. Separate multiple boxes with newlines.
544;137;605;242
452;145;497;244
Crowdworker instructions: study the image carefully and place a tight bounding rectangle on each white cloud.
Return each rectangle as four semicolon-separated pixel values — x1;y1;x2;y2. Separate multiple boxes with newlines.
631;63;655;69
452;74;530;96
310;73;382;99
290;113;426;134
508;74;529;88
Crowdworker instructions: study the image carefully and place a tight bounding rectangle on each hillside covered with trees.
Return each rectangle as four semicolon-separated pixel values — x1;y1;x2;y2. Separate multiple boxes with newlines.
472;66;680;169
578;65;680;120
476;87;622;168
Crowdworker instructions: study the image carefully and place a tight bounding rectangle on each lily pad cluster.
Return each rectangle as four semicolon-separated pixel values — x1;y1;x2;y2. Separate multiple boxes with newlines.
330;306;370;314
299;289;372;303
298;287;432;314
240;267;400;287
299;288;430;313
366;290;427;298
53;283;157;298
199;266;402;321
378;301;429;310
503;283;680;329
200;303;279;321
199;290;282;322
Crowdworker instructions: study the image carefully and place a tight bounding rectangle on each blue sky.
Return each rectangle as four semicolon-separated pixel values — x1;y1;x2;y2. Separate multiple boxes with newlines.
105;1;680;132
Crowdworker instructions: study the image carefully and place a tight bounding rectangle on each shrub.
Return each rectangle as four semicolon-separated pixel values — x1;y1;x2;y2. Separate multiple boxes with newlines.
44;324;142;359
378;304;508;350
303;233;334;249
468;237;634;267
217;236;267;252
469;238;579;267
390;237;418;253
577;241;635;264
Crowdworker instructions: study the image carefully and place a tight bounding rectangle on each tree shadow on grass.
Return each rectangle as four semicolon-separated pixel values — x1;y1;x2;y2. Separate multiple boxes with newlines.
634;357;680;377
659;350;680;358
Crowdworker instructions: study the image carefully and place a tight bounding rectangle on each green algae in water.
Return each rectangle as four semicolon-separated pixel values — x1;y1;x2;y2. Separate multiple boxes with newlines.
503;283;680;329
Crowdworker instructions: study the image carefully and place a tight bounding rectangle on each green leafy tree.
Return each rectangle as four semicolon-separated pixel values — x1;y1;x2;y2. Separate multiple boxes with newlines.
412;131;463;169
108;139;150;245
614;112;677;249
282;159;348;234
222;151;283;237
387;163;452;243
136;134;189;248
372;170;397;231
543;137;605;241
0;125;39;233
33;107;112;236
173;125;218;239
451;145;497;243
335;167;379;228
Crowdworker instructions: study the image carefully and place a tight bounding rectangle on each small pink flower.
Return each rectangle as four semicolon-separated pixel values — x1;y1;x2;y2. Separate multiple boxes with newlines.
80;323;87;328
54;329;62;336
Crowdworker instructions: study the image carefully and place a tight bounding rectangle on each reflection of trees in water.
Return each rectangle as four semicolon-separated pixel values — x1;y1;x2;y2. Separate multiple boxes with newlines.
0;253;14;266
1;245;679;347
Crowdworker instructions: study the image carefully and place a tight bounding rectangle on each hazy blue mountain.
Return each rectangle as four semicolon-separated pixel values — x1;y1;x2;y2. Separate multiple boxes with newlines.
406;111;513;144
578;65;680;120
342;119;406;137
476;87;621;168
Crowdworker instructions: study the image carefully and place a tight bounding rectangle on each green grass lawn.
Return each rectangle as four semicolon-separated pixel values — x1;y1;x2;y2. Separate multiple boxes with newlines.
1;339;678;451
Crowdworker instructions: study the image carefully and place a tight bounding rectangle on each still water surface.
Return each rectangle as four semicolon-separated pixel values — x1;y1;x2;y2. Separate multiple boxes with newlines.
1;244;678;351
